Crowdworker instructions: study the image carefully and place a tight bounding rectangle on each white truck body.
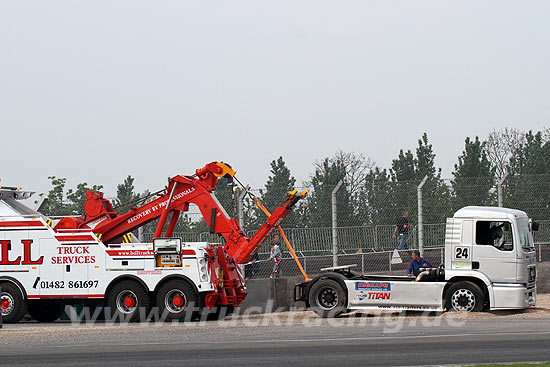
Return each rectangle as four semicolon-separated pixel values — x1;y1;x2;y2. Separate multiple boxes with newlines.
0;188;215;318
297;206;537;315
0;217;214;299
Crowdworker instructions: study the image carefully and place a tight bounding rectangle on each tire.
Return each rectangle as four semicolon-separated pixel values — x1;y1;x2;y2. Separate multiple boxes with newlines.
445;281;485;312
156;279;198;321
107;280;150;322
308;279;347;318
28;300;65;323
1;283;27;324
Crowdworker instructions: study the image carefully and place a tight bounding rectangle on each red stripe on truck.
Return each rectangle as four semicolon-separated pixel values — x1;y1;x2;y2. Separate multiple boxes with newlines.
106;249;154;257
105;249;195;256
55;235;96;242
27;294;104;299
0;221;44;228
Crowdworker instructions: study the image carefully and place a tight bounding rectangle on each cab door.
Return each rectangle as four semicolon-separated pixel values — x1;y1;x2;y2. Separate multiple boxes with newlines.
472;220;517;283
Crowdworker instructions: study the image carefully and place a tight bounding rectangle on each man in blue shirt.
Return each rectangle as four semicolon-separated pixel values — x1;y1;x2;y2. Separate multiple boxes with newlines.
407;250;433;277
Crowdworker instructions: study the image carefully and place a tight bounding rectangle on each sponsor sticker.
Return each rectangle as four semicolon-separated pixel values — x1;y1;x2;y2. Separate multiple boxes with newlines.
355;281;391;291
454;261;471;269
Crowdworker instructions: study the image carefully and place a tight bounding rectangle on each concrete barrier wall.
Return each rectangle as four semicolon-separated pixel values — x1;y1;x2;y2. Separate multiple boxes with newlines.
537;263;550;293
241;265;550;312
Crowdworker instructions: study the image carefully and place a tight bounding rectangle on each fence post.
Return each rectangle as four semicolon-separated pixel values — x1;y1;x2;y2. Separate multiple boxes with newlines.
138;226;144;242
332;180;344;267
361;253;364;274
417;175;429;258
497;172;509;208
237;186;248;229
374;226;378;250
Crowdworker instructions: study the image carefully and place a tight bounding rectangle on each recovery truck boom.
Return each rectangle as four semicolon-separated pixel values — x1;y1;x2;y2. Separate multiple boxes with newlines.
0;162;306;323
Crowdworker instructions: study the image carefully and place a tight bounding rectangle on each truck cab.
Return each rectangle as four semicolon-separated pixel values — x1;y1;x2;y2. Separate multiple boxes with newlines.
295;206;537;317
445;206;537;310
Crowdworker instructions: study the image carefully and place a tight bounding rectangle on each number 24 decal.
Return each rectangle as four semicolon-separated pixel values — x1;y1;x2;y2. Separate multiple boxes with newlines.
455;247;469;259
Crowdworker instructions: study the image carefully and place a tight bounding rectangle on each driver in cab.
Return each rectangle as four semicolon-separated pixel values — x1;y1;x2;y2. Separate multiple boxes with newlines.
407;250;432;277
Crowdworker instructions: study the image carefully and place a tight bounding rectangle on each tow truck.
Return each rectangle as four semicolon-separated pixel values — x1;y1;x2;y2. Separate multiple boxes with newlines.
0;162;306;323
295;206;538;316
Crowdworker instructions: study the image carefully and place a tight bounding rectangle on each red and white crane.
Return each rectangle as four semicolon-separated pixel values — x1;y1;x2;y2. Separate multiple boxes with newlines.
0;162;306;323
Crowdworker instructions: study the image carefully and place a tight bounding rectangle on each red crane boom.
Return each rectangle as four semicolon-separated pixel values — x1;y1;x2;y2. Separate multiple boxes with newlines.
54;162;306;307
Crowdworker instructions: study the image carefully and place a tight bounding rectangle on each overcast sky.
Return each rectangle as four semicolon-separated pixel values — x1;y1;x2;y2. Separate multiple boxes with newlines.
1;1;548;198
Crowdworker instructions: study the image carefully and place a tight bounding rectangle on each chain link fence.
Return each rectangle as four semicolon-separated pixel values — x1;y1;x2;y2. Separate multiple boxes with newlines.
137;174;550;278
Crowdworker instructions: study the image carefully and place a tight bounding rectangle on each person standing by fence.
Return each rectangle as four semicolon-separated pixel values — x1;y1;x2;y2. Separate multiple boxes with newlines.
393;211;411;252
268;236;283;278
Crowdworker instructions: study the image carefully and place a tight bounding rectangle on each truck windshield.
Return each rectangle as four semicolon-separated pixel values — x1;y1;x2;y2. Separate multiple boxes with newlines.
517;217;535;251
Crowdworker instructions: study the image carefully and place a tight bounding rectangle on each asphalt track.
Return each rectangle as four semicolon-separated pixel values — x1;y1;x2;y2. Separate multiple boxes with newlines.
1;314;549;366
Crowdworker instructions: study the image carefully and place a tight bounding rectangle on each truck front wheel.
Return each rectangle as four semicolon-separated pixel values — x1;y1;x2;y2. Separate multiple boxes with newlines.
445;281;484;312
0;283;27;324
308;279;347;318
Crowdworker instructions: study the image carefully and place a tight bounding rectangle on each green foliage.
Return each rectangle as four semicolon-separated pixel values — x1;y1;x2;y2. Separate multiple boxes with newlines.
509;130;550;175
36;128;550;244
505;131;550;219
39;177;103;216
367;133;450;225
67;182;104;216
305;157;354;227
247;157;301;230
113;175;140;213
452;136;495;209
39;177;70;216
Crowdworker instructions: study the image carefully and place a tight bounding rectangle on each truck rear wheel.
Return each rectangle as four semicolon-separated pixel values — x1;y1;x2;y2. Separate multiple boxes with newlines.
308;279;347;318
107;280;150;322
28;300;65;322
156;279;198;321
0;283;27;324
445;281;484;312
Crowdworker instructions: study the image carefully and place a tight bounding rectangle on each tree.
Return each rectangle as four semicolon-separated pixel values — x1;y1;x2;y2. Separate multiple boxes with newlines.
508;130;550;175
484;128;525;180
506;130;550;219
113;175;140;213
39;177;71;216
360;167;394;225
305;157;354;227
452;136;494;209
415;132;440;179
385;133;449;224
38;177;103;216
333;150;374;202
390;149;417;182
66;182;104;216
261;157;297;213
248;157;302;230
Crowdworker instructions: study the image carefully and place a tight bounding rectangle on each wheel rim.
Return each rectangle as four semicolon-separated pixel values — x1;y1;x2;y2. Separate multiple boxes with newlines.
116;290;138;314
315;286;338;311
0;294;14;316
451;288;476;311
165;289;187;313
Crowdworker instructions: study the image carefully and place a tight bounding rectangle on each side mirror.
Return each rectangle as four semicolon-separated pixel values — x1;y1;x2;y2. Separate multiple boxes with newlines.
532;221;540;232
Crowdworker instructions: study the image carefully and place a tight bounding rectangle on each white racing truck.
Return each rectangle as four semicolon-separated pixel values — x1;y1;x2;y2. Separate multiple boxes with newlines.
295;206;538;316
